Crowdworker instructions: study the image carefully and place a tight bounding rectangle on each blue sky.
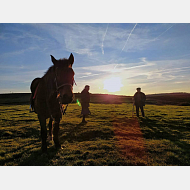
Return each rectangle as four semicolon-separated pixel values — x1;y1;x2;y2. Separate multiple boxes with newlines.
0;23;190;95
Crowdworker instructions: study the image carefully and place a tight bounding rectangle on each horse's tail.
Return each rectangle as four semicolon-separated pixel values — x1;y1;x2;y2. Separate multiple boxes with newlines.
30;77;41;111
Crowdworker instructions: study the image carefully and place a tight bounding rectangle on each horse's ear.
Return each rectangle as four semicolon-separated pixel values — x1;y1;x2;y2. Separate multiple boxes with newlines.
50;55;57;65
68;53;74;66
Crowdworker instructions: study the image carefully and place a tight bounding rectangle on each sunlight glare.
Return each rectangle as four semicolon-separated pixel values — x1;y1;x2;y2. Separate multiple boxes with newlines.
103;77;123;92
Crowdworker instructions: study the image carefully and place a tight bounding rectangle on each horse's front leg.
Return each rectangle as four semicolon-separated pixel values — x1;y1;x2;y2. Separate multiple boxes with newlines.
38;115;47;153
53;117;61;149
48;118;53;141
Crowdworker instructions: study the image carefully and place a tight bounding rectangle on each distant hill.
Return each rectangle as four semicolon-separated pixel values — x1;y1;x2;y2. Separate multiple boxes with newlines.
74;93;132;104
146;92;190;106
0;92;190;106
0;93;31;105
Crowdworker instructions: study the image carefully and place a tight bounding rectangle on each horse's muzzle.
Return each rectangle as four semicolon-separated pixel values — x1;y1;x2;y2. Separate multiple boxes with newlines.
60;94;73;104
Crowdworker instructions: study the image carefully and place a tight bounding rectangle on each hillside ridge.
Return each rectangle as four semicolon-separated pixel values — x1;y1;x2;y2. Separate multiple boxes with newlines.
0;92;190;106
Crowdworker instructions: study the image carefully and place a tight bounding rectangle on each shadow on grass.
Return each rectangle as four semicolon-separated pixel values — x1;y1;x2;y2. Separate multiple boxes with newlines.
59;122;114;143
0;141;64;166
139;117;190;165
18;146;59;166
0;126;58;166
0;125;40;139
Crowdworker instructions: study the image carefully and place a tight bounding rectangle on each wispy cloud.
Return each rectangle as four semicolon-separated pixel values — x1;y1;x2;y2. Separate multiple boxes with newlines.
101;24;109;55
78;73;100;79
0;69;46;82
46;24;103;56
0;46;38;58
76;58;190;84
75;59;155;76
177;53;190;58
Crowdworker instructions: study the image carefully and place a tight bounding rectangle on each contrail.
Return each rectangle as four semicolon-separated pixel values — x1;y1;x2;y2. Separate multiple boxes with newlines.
101;23;109;55
153;23;176;41
121;23;137;52
113;23;137;70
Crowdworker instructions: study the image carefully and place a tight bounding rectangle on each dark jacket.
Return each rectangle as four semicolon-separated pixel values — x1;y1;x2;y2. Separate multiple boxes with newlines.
134;92;146;106
81;89;90;107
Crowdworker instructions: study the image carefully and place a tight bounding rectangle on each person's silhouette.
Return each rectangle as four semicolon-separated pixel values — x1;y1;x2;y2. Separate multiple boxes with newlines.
133;87;146;117
81;85;90;123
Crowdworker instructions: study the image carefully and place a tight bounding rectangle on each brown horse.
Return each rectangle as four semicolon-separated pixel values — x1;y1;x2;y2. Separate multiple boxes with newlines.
30;53;75;152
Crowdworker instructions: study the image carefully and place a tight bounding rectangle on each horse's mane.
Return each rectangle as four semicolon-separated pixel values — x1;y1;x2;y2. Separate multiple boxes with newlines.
44;65;55;77
43;58;68;78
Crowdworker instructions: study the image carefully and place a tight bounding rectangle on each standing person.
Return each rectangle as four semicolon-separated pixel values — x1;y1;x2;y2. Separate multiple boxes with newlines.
81;85;90;123
133;87;146;117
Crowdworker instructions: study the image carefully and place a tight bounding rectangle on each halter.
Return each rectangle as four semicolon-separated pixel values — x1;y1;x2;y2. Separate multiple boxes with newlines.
56;83;73;90
55;79;77;90
54;70;76;92
52;72;76;118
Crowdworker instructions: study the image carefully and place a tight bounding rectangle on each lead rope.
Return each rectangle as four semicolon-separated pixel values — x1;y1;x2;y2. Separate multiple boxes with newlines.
57;94;69;117
61;104;68;115
54;72;76;117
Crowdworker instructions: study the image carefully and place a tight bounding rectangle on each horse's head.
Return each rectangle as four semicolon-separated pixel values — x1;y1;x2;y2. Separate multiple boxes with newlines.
51;53;75;104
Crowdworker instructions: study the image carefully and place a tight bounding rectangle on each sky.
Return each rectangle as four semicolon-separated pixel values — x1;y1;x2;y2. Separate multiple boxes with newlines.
0;23;190;95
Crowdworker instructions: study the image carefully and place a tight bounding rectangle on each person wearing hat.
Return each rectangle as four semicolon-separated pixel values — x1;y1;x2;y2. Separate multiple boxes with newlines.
81;85;91;123
133;87;146;117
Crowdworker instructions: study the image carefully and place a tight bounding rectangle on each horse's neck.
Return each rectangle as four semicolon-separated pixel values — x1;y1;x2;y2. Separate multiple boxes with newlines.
43;68;56;98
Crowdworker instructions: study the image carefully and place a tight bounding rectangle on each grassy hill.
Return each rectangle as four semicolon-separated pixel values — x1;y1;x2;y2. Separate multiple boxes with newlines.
146;93;190;106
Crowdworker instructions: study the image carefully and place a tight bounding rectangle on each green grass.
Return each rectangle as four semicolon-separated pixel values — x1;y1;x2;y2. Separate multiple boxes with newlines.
0;103;189;165
139;105;190;165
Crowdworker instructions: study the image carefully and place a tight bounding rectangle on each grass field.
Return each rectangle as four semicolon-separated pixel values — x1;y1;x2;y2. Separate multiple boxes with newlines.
0;103;190;166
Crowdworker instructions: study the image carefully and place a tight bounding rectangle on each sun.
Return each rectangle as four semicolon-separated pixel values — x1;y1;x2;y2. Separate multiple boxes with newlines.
103;77;123;92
